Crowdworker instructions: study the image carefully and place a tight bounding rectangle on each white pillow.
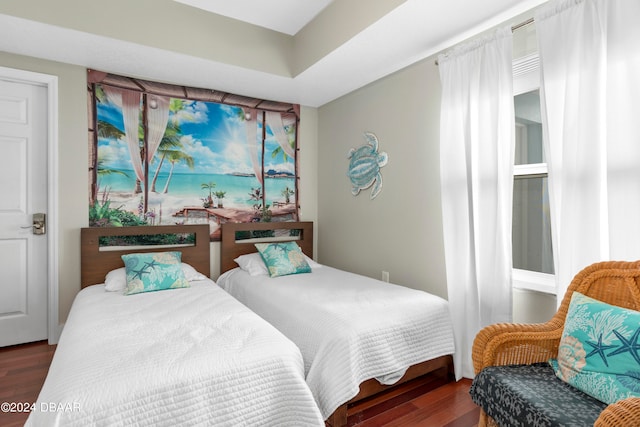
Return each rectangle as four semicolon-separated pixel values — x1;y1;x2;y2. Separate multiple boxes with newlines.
234;252;321;276
104;262;208;292
181;263;209;282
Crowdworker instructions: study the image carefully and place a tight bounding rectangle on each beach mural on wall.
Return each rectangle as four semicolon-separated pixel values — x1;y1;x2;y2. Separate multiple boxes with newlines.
87;73;299;241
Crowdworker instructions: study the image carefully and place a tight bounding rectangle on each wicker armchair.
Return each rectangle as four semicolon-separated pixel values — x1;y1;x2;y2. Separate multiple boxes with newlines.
472;260;640;427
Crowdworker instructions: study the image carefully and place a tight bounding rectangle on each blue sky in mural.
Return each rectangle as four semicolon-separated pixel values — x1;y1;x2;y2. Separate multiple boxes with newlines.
97;100;293;177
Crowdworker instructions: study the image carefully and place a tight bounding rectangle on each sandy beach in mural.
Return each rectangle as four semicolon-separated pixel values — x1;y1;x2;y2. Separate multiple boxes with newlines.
107;192;201;223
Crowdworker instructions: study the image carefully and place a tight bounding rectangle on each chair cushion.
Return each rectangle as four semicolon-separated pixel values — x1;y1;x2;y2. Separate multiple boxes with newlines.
470;363;607;427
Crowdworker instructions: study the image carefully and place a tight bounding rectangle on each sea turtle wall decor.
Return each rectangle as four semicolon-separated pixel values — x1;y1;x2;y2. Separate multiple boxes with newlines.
347;132;388;199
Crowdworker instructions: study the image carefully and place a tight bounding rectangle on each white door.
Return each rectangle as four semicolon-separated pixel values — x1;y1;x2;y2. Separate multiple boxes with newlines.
0;78;48;347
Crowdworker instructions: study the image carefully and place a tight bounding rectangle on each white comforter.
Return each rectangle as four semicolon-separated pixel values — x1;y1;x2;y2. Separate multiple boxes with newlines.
217;267;456;419
26;280;323;427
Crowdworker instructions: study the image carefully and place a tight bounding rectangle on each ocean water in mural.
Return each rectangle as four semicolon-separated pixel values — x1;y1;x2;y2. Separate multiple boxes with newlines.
99;172;295;210
90;85;298;239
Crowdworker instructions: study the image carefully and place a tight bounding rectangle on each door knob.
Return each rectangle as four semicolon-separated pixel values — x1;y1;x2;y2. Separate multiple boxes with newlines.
20;213;46;235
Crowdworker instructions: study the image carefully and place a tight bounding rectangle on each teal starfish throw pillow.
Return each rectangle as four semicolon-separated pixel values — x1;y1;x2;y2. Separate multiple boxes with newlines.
254;242;311;278
550;292;640;404
121;251;189;295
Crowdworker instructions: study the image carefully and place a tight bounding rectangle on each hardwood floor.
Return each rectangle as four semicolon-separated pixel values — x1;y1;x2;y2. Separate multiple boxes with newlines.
0;340;478;426
0;341;56;427
344;373;479;427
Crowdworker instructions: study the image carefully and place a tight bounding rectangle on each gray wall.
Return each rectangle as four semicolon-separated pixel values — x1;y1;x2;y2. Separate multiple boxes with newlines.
317;59;448;299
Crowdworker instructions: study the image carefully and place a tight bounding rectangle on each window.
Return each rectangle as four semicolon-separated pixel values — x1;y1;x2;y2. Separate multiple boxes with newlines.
512;53;555;294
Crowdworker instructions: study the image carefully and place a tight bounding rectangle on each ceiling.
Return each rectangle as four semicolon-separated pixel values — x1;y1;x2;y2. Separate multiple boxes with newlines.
0;0;547;107
173;0;335;36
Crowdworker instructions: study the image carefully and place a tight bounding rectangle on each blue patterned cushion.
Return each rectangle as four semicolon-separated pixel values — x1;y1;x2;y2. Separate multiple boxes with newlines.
121;251;189;295
470;363;607;427
254;242;311;278
550;292;640;404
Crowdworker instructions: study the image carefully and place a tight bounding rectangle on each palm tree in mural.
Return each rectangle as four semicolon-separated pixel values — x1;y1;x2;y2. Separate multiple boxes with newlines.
235;108;251;122
96;123;126;177
169;98;197;126
281;186;294;204
150;124;182;192
97;120;124;141
201;181;216;207
162;150;195;194
97;157;129;178
270;122;296;162
150;99;198;192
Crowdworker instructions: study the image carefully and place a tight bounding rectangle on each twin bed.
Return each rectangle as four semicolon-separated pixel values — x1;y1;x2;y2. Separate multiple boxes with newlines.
218;221;455;426
29;222;455;426
27;225;323;427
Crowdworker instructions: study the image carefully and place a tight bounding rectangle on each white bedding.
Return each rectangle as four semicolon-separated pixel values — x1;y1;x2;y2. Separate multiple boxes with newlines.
26;280;323;427
217;266;456;419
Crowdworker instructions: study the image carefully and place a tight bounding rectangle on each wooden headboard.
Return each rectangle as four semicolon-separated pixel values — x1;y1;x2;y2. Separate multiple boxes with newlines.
220;221;314;274
81;225;211;288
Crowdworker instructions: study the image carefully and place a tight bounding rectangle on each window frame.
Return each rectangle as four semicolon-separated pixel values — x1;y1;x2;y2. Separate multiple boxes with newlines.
512;53;556;295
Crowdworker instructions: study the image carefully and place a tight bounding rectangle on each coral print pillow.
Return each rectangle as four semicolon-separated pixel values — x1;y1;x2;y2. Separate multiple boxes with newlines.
254;241;311;278
550;292;640;404
121;251;189;295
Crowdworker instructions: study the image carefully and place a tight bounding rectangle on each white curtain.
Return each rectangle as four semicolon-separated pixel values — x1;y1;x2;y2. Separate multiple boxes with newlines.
536;0;640;302
243;108;262;185
103;86;144;182
438;27;514;379
266;110;295;159
145;95;170;164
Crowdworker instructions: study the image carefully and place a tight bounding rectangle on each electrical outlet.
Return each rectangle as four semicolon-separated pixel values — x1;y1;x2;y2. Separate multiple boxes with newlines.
382;271;389;282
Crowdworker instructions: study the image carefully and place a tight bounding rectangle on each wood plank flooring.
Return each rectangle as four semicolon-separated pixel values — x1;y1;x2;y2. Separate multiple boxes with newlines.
0;341;56;427
0;340;478;426
345;372;479;427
